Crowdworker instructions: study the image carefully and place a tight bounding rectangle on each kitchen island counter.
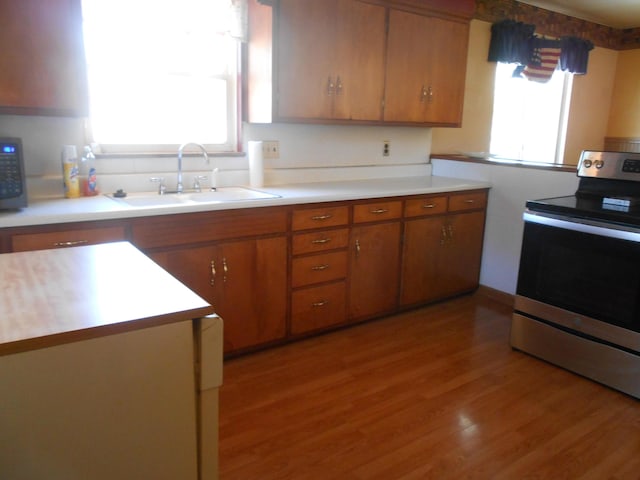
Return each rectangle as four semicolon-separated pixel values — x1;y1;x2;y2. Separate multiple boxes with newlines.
0;241;221;480
0;241;214;355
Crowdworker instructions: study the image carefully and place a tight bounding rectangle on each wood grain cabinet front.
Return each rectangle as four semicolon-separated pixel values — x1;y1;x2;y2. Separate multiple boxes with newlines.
291;251;348;288
384;9;469;126
138;207;289;355
290;205;351;335
246;0;472;126
275;0;386;122
349;218;402;321
291;205;349;231
2;187;488;354
11;225;126;252
0;0;88;116
150;236;287;355
291;281;347;335
400;191;487;307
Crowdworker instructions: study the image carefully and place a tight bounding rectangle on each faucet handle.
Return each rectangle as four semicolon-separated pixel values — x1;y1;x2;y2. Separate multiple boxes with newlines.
149;176;166;195
193;175;208;193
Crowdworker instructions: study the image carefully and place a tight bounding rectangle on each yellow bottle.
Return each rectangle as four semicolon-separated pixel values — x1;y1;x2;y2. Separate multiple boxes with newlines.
61;145;80;198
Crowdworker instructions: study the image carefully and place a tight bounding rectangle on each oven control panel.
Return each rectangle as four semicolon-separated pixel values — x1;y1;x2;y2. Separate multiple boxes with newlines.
578;150;640;180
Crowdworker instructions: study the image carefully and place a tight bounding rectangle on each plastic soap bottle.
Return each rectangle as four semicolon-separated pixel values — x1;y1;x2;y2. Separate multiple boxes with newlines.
80;145;98;196
61;145;80;198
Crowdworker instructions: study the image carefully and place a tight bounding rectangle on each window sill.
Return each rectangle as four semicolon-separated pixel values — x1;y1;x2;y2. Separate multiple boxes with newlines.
430;154;577;173
94;151;245;159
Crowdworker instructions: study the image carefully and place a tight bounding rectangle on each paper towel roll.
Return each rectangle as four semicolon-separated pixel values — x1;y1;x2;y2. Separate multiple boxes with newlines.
248;141;264;188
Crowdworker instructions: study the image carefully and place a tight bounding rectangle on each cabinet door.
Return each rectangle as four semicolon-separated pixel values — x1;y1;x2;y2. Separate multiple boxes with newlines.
149;237;288;354
400;216;444;306
276;0;385;121
423;15;468;124
400;211;485;306
332;0;386;121
277;0;335;119
149;245;217;304
0;0;87;115
384;10;468;125
349;222;401;320
440;211;485;297
215;237;287;353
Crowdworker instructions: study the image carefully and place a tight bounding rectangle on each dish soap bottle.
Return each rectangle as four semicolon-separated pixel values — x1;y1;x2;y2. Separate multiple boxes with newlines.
61;145;80;198
80;145;98;196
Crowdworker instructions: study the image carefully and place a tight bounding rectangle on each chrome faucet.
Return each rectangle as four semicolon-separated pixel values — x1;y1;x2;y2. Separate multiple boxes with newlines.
177;142;209;193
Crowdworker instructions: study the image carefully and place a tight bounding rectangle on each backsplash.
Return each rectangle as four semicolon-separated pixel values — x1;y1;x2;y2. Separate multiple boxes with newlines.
0;115;433;198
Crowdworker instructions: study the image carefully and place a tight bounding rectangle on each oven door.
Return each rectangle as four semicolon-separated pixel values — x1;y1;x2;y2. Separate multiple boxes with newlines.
516;211;640;348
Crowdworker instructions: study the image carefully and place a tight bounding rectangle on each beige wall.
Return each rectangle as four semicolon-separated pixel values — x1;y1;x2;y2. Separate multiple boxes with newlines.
564;46;618;164
432;20;618;166
607;49;640;137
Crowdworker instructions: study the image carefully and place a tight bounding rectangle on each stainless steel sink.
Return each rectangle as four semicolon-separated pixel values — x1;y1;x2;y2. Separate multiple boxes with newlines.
106;187;280;207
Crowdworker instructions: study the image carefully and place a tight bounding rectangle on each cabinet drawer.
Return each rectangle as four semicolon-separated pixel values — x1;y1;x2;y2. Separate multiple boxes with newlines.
292;206;349;231
292;228;349;255
448;191;487;212
11;226;126;252
291;251;348;288
353;200;402;223
404;195;448;218
132;207;288;248
291;281;347;335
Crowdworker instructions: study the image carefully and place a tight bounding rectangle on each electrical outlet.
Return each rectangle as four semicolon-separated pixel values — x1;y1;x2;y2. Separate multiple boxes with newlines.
262;140;280;159
383;140;390;157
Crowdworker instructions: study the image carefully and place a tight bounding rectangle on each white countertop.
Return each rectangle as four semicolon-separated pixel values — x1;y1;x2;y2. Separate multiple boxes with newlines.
0;175;490;228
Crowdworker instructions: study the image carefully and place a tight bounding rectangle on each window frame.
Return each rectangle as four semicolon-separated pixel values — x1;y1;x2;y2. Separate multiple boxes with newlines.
81;0;242;156
489;62;573;165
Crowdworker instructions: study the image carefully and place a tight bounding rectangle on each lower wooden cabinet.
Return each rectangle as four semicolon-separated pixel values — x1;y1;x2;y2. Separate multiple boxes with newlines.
290;209;350;335
3;188;488;354
150;236;287;354
11;226;126;252
349;221;402;320
291;281;347;335
401;194;487;307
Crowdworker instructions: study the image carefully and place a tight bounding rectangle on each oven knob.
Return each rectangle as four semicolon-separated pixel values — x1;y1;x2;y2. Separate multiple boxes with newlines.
594;160;604;169
583;159;592;168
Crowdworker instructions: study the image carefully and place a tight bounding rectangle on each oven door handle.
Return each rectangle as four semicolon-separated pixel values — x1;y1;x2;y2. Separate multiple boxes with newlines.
523;211;640;243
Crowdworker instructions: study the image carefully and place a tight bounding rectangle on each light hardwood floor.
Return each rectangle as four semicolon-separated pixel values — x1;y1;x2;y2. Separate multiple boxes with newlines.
219;293;640;479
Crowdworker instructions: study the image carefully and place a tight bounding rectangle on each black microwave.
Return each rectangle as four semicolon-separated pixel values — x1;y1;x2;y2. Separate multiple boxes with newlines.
0;137;27;209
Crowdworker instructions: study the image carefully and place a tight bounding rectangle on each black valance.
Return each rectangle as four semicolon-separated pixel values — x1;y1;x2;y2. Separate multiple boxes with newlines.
488;20;535;65
560;37;595;74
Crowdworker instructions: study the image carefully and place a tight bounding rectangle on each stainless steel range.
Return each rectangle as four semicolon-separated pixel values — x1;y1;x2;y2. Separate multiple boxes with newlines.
512;150;640;399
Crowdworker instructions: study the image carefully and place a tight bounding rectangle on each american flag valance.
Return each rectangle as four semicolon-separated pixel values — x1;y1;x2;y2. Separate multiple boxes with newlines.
488;20;594;80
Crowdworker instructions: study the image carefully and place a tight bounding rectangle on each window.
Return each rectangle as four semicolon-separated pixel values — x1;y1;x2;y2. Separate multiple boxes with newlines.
490;62;573;163
81;0;242;153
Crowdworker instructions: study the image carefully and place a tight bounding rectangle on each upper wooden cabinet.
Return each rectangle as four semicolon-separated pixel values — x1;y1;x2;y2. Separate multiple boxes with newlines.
246;0;472;126
0;0;88;116
384;10;469;125
276;0;386;121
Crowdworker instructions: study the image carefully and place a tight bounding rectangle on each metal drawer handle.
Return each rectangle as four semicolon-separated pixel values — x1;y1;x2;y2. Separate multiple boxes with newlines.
422;204;436;209
312;300;329;307
464;199;475;204
311;214;333;221
370;208;389;214
210;260;216;286
311;264;330;271
53;240;88;247
311;238;331;244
